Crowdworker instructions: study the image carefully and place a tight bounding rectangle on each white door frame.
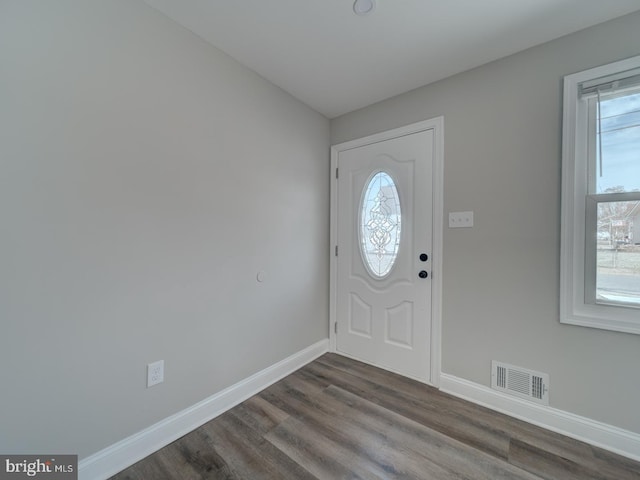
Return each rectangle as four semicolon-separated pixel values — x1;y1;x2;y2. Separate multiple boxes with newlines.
329;117;444;387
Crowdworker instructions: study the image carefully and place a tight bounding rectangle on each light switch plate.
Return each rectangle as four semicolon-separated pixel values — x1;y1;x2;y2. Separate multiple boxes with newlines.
449;211;474;228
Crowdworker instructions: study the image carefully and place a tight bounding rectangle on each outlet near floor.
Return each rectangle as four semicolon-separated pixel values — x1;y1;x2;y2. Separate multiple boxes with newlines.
147;360;164;388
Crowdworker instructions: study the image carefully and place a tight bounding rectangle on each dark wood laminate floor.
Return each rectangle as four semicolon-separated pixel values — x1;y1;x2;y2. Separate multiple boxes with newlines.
111;354;640;479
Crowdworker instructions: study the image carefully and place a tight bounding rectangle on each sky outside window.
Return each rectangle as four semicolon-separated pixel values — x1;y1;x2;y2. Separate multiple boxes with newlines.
597;90;640;193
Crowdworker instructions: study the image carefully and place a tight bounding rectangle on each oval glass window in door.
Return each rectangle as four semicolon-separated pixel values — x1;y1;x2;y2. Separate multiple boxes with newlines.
359;171;402;278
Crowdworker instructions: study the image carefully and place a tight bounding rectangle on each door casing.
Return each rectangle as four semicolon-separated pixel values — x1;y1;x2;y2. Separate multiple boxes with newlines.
329;117;444;387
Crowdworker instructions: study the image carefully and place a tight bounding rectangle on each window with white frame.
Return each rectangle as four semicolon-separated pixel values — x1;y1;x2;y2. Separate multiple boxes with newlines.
561;55;640;335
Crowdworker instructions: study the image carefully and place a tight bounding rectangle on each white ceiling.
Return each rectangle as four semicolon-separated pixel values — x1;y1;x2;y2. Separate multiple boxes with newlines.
143;0;640;118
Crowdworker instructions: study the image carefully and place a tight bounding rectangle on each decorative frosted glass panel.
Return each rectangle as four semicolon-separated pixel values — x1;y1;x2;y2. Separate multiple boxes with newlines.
359;171;401;278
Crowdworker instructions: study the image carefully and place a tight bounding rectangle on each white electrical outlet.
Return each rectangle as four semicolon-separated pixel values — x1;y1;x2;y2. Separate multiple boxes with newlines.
449;211;474;228
147;360;164;388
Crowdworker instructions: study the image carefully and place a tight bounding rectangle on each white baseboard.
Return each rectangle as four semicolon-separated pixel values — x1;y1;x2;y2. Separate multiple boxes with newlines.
440;373;640;462
79;339;329;480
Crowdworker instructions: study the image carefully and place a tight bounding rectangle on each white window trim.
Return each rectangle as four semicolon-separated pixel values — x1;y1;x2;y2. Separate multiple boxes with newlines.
561;55;640;335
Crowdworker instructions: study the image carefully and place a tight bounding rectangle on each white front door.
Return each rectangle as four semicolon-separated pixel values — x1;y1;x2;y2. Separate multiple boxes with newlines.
334;127;435;383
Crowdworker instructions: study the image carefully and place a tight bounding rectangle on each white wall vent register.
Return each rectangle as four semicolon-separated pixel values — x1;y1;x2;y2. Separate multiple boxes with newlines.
491;361;549;405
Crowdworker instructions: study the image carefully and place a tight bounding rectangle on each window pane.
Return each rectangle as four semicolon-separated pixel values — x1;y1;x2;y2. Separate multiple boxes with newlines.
597;91;640;193
359;171;401;278
596;200;640;307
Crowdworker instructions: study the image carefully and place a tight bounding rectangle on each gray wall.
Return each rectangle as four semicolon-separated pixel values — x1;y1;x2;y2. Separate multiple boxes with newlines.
0;1;329;457
332;11;640;434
